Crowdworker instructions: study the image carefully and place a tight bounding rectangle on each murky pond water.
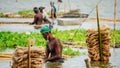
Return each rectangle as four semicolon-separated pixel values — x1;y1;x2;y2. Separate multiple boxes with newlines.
0;48;120;68
0;22;120;32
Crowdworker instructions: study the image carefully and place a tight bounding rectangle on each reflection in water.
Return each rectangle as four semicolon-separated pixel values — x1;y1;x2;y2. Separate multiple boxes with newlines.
45;62;62;68
91;61;113;68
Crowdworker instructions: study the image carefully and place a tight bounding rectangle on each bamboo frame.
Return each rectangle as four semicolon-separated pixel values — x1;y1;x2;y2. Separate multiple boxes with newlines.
96;5;103;61
84;58;91;68
28;40;31;68
114;0;117;47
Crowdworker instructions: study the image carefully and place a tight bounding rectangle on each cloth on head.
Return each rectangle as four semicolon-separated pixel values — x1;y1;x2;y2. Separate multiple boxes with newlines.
40;25;51;34
33;7;39;12
39;6;45;10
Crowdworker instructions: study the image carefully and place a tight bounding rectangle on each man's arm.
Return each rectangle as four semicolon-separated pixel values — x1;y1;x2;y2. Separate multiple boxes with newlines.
45;44;49;59
51;8;55;19
33;15;38;24
46;39;62;61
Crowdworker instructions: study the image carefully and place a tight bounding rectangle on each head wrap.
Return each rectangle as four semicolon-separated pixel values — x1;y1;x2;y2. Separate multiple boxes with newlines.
39;6;45;10
33;7;39;12
40;25;51;34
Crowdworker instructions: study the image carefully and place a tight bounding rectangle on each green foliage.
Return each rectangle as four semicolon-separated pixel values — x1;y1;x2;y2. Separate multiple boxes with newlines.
18;10;33;15
0;29;120;49
62;47;80;56
18;10;34;17
0;29;120;56
0;12;4;17
52;29;86;46
110;30;120;45
0;31;46;48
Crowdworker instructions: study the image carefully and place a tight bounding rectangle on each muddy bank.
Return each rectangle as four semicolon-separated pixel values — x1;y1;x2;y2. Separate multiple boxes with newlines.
0;0;120;18
85;18;120;22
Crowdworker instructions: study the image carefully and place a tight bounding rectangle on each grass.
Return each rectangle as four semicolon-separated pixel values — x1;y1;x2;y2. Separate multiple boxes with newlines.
52;29;86;46
110;30;120;45
18;10;34;15
0;32;46;48
18;10;34;17
62;47;80;56
0;12;4;17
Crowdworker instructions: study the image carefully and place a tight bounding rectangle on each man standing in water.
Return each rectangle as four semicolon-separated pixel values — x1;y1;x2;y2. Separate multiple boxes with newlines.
31;7;44;25
50;1;57;19
40;25;63;63
39;6;53;28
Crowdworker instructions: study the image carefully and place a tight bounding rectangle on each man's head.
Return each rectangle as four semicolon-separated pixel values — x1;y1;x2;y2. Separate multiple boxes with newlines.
40;25;51;40
33;7;39;14
50;1;54;7
39;6;45;13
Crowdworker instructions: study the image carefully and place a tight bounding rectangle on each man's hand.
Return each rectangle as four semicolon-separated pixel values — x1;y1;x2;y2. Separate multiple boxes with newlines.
43;58;48;63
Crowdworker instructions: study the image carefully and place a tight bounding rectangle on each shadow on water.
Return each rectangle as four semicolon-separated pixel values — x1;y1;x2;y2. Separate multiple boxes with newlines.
90;61;113;68
44;62;62;68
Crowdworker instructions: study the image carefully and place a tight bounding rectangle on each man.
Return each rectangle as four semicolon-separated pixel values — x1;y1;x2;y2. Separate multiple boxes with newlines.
50;1;57;19
39;6;48;22
40;25;63;63
31;7;44;25
58;0;62;2
39;6;53;28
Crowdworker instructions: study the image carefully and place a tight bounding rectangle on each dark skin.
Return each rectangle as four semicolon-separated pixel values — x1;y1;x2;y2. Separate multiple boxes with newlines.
42;32;62;62
32;8;44;25
50;3;57;19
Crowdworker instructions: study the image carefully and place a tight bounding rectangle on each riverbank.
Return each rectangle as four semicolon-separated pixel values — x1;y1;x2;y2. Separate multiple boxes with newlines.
0;18;120;24
0;0;120;18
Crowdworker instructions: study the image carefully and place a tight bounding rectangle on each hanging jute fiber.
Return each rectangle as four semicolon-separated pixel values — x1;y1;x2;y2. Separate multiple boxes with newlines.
86;25;111;61
11;46;45;68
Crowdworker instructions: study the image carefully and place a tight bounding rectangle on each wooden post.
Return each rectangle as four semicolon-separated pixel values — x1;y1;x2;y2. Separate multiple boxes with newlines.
64;2;66;13
28;40;31;68
31;38;35;46
84;58;91;68
68;0;71;11
113;0;117;48
16;0;18;2
96;5;103;61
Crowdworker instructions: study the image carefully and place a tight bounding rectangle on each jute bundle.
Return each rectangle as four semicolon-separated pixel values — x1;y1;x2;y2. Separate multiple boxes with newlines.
86;25;111;61
12;46;45;68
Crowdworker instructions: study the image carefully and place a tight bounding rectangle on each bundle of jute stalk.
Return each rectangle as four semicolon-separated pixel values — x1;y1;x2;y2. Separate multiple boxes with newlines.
12;46;45;68
86;25;111;61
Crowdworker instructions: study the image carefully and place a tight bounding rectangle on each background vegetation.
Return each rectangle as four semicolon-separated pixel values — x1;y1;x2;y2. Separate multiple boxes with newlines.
0;29;120;56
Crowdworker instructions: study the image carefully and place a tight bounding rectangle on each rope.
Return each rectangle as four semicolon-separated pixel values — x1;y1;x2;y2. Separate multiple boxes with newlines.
70;0;103;41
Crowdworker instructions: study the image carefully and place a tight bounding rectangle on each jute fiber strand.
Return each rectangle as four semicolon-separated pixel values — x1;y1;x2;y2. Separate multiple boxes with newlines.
11;46;45;68
86;25;111;61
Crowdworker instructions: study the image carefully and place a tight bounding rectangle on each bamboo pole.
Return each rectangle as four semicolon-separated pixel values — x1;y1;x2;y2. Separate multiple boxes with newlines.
28;40;31;68
113;0;117;48
68;0;71;11
96;5;103;61
64;2;66;13
31;38;35;46
84;58;91;68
